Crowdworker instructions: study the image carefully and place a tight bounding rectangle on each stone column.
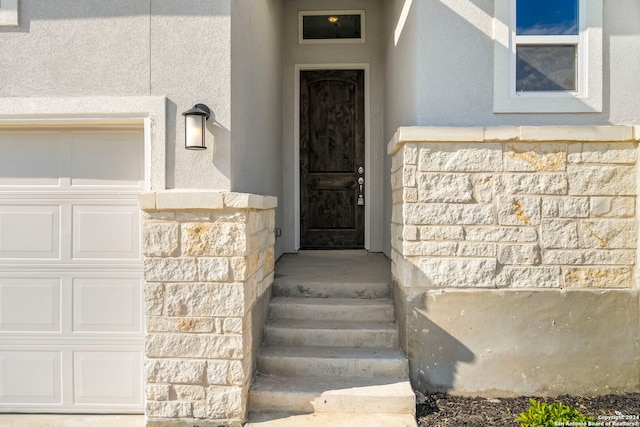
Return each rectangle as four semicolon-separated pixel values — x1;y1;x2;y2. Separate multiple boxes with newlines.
138;190;276;427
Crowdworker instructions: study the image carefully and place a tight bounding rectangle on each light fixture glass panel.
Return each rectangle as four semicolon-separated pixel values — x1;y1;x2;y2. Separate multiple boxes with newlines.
185;115;204;149
516;45;577;91
302;14;362;40
516;0;578;35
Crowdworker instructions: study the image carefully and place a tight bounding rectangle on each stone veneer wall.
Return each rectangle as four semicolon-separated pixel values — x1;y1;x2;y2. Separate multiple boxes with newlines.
138;190;276;427
388;126;640;396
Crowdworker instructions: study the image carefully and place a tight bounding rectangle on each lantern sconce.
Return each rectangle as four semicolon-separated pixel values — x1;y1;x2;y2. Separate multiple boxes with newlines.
182;104;211;150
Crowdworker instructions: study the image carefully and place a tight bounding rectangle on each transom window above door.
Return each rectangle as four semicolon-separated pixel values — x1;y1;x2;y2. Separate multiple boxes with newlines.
299;10;365;44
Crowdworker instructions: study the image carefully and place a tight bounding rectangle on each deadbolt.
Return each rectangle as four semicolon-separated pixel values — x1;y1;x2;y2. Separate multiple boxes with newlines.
357;166;364;174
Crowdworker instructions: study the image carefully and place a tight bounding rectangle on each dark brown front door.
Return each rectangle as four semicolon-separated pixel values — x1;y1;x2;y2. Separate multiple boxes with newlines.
300;69;365;249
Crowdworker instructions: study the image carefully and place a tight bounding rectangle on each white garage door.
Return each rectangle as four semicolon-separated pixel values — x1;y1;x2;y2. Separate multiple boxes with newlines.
0;129;144;413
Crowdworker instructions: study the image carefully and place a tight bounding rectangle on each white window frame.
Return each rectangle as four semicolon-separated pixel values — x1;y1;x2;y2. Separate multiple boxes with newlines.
494;0;602;113
298;10;366;45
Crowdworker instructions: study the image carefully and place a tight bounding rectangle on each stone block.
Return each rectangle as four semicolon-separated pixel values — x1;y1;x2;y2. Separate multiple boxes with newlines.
404;188;418;202
417;173;473;202
193;401;207;419
264;248;275;274
471;174;494;203
420;258;497;288
138;192;157;210
484;126;518;141
146;384;170;401
155;190;224;210
403;241;457;256
520;125;632;142
497;196;541;226
143;210;175;221
404;203;495;225
176;211;211;222
207;386;243;419
182;222;247;256
146;334;243;359
498;244;541;265
144;258;198;282
404;144;419;165
198;257;230;282
146;316;217;333
146;401;192;418
541;219;579;249
579;219;637;249
174;385;206;400
570;142;637;164
391;170;402;191
145;359;206;384
590;197;635;218
228;361;246;386
402;226;418;241
464;227;537;243
563;267;633;288
143;222;179;257
504;143;566;172
494;173;568;195
418;226;464;241
457;243;497;257
145;283;164;316
541;197;589;218
207;361;230;385
418;143;503;172
404;165;416;187
544;250;635;265
568;165;636;196
165;283;244;317
223;318;243;334
224;192;277;209
499;267;560;288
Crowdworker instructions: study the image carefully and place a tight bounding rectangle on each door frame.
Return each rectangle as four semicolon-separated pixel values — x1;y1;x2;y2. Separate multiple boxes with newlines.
294;63;371;251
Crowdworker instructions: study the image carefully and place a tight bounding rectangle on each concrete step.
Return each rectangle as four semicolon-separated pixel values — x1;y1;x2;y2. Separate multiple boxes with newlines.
257;346;409;378
273;280;390;299
248;374;416;415
264;319;399;348
269;297;395;322
245;412;418;427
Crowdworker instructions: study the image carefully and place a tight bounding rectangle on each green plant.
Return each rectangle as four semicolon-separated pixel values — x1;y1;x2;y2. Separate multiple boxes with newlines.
517;398;597;427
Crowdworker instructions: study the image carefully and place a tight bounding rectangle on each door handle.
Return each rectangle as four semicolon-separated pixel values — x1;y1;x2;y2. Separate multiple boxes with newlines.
357;177;365;206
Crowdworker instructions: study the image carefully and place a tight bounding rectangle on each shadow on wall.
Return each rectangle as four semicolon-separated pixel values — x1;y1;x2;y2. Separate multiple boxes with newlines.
409;295;475;393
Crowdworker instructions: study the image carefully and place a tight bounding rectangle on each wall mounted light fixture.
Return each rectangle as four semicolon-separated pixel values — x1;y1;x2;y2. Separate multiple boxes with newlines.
182;104;211;150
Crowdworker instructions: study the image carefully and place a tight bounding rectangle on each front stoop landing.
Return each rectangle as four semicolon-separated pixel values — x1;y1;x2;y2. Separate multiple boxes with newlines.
246;251;417;427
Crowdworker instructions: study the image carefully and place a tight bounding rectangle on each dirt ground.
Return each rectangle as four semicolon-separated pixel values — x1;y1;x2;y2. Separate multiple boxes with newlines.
416;392;640;427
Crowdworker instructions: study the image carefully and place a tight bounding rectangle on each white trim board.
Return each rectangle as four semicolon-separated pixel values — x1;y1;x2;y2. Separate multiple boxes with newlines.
0;96;167;191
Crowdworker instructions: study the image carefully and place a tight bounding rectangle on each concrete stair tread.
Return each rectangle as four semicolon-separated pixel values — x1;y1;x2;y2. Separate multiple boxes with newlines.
266;319;398;331
270;297;392;306
249;375;416;415
251;374;414;395
259;345;407;360
245;412;418;427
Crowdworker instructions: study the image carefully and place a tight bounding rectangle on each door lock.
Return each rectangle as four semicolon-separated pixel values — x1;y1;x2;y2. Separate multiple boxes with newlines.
357;176;365;206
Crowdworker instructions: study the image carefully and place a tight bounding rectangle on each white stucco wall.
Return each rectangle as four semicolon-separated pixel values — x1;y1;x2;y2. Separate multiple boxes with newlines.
0;0;233;190
384;0;640;129
231;0;284;257
280;0;385;253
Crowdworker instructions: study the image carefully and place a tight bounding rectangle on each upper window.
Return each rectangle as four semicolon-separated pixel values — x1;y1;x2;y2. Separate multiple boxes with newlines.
493;0;602;113
299;10;365;44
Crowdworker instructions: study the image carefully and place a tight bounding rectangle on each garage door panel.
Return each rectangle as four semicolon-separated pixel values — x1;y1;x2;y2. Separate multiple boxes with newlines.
0;278;61;332
0;206;60;258
0;133;62;187
72;205;139;259
73;278;142;333
73;351;142;405
70;132;144;188
0;351;62;404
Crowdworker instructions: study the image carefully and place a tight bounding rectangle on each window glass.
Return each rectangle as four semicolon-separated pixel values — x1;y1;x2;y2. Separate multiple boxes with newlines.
516;0;578;35
516;45;577;91
302;14;362;40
